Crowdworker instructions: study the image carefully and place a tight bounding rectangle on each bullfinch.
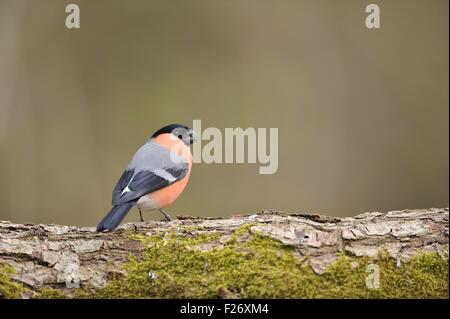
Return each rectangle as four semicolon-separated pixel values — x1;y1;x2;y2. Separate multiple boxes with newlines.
96;124;195;231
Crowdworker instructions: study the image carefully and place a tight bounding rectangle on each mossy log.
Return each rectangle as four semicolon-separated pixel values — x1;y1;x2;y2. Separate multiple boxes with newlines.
0;208;448;298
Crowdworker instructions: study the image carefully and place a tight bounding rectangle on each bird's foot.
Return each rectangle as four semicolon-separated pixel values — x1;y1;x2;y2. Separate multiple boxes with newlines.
159;209;172;222
139;210;145;222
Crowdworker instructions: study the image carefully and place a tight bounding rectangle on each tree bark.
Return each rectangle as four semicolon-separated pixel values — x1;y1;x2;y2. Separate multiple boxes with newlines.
0;208;448;297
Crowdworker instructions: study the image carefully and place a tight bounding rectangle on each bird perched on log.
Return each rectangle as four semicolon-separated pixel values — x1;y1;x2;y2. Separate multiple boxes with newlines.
97;124;195;231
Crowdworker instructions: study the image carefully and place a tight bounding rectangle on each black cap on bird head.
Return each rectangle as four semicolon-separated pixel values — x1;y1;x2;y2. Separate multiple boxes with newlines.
151;124;196;146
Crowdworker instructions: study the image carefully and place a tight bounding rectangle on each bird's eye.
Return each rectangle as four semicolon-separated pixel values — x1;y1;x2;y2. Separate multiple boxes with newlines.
178;135;182;139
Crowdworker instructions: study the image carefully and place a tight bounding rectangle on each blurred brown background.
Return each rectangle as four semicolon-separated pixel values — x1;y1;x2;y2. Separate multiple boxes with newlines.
0;0;448;226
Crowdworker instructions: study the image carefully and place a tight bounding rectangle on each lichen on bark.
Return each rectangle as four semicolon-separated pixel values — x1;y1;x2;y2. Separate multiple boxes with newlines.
0;208;448;298
77;229;448;299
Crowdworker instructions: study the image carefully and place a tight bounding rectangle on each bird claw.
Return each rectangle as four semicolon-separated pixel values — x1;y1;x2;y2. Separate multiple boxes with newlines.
159;209;172;222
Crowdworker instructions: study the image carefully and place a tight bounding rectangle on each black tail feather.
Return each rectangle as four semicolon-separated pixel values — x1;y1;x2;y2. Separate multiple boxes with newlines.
96;202;135;231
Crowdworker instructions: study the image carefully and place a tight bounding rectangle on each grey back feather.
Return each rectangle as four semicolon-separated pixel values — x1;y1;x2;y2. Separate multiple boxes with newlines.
111;140;189;206
127;141;188;172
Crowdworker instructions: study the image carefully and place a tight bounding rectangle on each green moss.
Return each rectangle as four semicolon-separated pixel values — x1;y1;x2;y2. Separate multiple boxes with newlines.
0;263;25;299
310;250;448;298
34;287;67;299
77;227;449;299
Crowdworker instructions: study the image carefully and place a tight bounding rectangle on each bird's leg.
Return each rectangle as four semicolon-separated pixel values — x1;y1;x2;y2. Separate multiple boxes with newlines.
139;209;145;222
159;209;172;222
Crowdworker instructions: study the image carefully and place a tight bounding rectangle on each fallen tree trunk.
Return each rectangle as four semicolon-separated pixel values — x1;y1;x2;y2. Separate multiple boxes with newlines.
0;208;448;298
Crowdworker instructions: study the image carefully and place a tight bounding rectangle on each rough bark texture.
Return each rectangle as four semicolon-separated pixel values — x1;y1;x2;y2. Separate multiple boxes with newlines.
0;208;448;297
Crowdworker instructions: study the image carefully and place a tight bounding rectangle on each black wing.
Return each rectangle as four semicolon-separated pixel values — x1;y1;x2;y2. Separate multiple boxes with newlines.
112;165;188;206
112;169;134;205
